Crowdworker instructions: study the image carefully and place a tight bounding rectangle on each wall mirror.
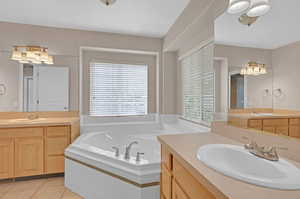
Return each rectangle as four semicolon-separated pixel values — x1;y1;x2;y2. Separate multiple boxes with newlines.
0;55;70;112
214;0;300;139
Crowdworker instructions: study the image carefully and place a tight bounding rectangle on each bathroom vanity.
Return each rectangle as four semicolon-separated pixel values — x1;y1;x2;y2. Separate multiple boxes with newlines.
0;114;79;180
158;126;300;199
228;110;300;139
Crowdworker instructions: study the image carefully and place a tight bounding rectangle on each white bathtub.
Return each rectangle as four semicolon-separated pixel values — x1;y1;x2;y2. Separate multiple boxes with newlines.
65;115;210;199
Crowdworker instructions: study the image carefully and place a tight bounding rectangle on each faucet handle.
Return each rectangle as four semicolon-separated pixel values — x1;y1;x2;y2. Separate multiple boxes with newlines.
135;152;145;162
244;140;257;150
112;146;119;157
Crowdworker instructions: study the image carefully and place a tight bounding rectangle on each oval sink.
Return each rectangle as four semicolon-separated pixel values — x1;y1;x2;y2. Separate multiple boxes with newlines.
197;144;300;190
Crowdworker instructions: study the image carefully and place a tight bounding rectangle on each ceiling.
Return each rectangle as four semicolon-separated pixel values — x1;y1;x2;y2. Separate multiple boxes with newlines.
0;0;189;38
215;0;300;49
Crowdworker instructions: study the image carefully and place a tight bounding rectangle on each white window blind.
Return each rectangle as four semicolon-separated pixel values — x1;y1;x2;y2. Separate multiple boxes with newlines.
182;43;215;124
89;62;148;116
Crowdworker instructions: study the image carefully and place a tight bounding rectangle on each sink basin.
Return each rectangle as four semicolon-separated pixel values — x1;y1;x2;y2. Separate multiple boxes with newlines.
197;144;300;190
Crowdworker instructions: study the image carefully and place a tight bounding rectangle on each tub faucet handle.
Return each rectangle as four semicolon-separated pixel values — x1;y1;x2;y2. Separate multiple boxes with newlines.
136;152;145;162
112;146;119;157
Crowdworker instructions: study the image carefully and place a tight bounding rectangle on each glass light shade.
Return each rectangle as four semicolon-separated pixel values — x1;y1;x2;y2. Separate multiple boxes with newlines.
11;50;22;61
40;51;49;62
240;62;267;76
247;0;271;17
44;56;54;65
10;46;54;65
228;0;251;14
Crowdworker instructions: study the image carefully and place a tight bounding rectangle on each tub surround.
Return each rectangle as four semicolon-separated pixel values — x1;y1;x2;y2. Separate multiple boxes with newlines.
65;116;208;199
0;113;80;180
158;132;300;199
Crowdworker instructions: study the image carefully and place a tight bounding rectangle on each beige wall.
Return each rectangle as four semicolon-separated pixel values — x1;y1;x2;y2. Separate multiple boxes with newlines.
215;44;273;109
82;50;157;114
272;41;300;110
0;51;20;111
163;0;228;56
162;52;178;114
215;42;300;111
215;44;272;67
0;21;163;113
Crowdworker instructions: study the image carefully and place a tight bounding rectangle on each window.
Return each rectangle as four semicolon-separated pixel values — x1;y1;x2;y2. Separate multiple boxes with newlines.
181;43;215;124
89;62;148;116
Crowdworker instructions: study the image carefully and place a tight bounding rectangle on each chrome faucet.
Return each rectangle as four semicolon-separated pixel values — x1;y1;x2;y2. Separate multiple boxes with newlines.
244;141;287;161
124;141;138;160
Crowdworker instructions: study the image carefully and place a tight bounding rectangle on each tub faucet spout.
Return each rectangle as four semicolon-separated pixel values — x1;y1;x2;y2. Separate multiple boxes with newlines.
124;141;138;160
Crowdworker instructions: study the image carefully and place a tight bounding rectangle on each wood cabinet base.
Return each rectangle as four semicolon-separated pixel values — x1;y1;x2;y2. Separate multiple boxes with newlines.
0;124;78;180
160;146;216;199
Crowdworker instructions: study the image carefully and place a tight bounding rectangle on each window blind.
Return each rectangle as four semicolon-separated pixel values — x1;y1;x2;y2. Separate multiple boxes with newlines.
89;62;148;116
181;43;215;124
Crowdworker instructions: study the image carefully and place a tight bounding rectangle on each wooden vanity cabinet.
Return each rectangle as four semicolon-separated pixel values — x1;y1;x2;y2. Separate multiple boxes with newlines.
0;124;76;180
0;138;14;179
161;146;216;199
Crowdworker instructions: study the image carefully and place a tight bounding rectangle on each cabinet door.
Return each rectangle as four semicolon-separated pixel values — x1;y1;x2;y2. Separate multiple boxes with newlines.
172;180;188;199
161;164;172;199
0;138;14;179
275;126;289;136
15;137;44;177
289;126;300;138
263;126;276;133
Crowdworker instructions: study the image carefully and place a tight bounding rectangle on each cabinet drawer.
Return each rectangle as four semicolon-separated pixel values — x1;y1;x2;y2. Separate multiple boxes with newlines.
263;119;288;126
46;136;69;155
290;118;300;125
248;119;262;127
0;127;43;138
173;158;215;199
161;145;172;170
46;126;69;137
161;164;172;199
46;156;65;174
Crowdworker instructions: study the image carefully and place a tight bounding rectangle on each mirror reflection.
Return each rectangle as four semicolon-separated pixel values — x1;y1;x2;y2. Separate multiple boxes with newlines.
214;0;300;139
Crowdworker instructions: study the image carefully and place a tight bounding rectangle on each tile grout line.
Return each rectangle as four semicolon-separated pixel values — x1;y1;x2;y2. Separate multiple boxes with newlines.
59;189;68;199
0;181;17;199
30;178;49;199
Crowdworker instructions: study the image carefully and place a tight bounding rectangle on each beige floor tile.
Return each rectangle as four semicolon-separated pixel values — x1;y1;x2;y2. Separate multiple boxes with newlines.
1;189;36;199
43;177;64;187
1;179;46;199
61;190;83;199
32;185;65;199
0;182;15;194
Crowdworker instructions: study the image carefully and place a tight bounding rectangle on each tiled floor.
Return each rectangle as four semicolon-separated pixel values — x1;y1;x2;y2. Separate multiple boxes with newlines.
0;177;83;199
